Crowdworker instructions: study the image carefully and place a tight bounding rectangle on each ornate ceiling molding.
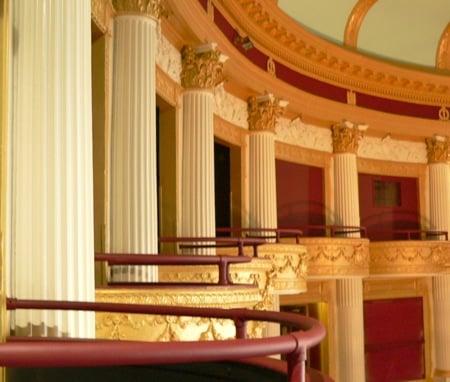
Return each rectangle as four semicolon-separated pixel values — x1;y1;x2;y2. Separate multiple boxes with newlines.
437;23;450;70
218;0;450;105
344;0;377;48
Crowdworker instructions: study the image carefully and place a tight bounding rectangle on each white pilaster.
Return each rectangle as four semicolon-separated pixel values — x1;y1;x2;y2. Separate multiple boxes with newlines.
336;278;366;382
248;131;277;229
11;0;94;337
181;90;216;241
109;14;158;281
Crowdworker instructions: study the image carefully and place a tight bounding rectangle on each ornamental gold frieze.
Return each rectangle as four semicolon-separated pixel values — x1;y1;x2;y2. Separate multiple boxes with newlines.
219;0;450;105
299;237;370;278
426;135;449;163
256;244;308;295
95;286;261;342
112;0;167;20
96;312;263;342
331;121;364;154
159;259;274;311
247;94;286;132
181;45;226;90
370;241;450;276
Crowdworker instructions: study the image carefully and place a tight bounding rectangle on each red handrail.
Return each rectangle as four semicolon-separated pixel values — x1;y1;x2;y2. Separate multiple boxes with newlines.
95;253;251;286
159;237;266;257
216;228;303;244
295;225;367;238
4;298;326;382
384;229;448;241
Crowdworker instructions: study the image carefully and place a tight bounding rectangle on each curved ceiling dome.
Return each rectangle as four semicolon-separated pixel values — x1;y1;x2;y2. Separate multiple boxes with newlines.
278;0;450;68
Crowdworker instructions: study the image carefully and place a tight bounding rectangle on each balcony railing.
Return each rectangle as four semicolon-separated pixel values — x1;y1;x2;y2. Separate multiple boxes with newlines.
3;298;326;382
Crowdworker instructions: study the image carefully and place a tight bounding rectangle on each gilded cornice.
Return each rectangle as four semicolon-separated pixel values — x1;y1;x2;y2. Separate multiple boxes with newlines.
181;45;226;90
218;0;450;105
331;121;364;154
426;135;449;163
247;94;286;132
112;0;167;20
344;0;377;48
437;23;450;70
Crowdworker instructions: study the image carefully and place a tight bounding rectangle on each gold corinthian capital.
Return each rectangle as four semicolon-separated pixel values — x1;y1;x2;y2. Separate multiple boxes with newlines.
112;0;167;20
331;120;365;154
426;135;449;163
247;94;286;132
181;44;227;90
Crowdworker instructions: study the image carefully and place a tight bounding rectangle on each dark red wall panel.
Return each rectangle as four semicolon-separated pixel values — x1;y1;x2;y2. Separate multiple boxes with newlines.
276;160;325;231
364;298;425;382
356;92;437;119
276;61;347;102
358;173;420;240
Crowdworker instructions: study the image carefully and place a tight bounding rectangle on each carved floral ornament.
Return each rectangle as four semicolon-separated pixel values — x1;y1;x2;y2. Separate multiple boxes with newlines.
112;0;168;19
181;44;227;90
426;135;449;163
247;93;287;132
331;120;366;154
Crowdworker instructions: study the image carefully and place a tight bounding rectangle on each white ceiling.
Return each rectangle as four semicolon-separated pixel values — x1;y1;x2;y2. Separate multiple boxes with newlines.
278;0;450;68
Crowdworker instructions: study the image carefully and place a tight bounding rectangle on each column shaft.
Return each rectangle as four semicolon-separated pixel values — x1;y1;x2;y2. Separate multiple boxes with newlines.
434;275;450;380
11;0;94;337
429;162;450;233
334;153;360;236
249;132;277;230
336;278;366;381
181;90;216;244
109;15;158;281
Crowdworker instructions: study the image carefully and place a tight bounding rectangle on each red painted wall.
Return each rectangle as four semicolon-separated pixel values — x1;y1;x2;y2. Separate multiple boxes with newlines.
276;160;325;232
364;298;425;382
358;173;420;240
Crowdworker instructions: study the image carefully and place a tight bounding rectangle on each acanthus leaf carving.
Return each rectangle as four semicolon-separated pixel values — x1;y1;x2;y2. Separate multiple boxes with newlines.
181;45;226;90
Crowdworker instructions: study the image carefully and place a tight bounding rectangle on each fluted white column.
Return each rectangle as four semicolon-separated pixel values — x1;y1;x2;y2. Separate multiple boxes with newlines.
181;90;216;240
180;45;225;252
249;132;277;229
433;275;450;381
109;7;161;281
10;0;94;337
336;278;366;382
427;136;450;381
334;153;360;235
331;122;364;237
429;163;450;233
247;94;285;233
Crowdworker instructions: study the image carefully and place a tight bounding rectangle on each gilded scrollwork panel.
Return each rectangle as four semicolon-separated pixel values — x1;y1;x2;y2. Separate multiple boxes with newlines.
95;286;261;341
299;238;370;278
370;241;450;276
